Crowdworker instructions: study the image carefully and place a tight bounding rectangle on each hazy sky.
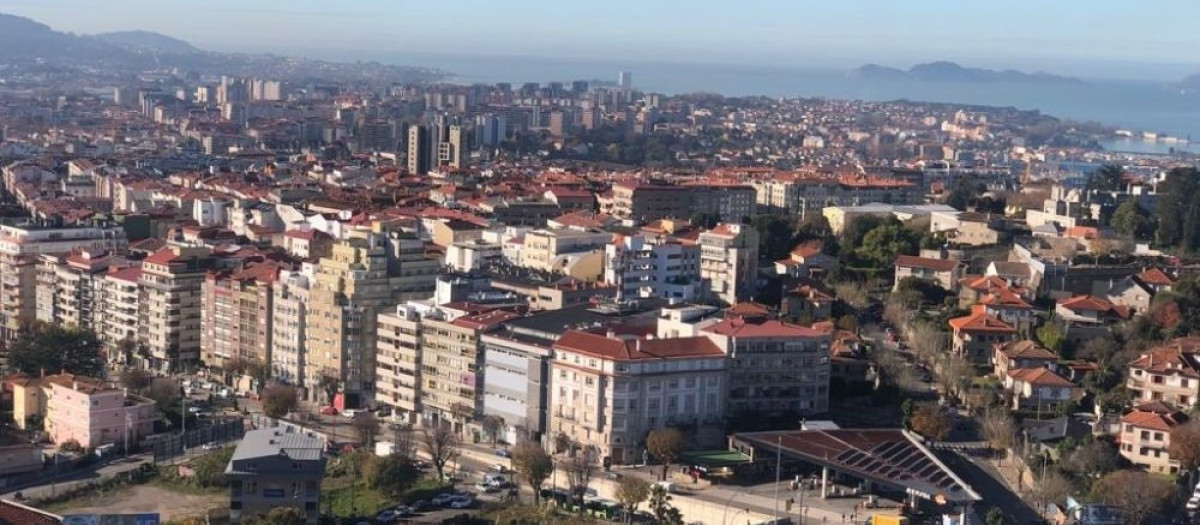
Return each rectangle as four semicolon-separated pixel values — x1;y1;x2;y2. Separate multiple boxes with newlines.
6;0;1200;76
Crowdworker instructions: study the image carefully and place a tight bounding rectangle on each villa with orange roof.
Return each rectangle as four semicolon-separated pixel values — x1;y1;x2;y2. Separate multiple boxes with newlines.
1054;295;1131;347
1004;367;1081;412
993;340;1059;379
949;305;1017;362
1118;401;1188;474
774;241;836;279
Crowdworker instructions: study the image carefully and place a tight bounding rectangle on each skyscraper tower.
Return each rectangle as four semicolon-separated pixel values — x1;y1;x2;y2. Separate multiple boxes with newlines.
407;124;433;175
618;71;632;90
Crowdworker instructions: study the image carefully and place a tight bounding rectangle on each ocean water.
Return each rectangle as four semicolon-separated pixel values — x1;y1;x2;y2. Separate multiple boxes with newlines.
373;53;1200;139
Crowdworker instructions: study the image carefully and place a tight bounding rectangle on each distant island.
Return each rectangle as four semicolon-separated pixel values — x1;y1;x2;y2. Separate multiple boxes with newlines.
849;61;1084;85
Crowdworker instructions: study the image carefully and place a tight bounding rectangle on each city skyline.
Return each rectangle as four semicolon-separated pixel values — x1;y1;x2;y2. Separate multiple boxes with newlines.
4;0;1200;80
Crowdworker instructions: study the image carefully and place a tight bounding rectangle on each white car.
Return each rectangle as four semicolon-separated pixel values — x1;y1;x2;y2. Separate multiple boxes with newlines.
1187;498;1200;512
341;409;360;419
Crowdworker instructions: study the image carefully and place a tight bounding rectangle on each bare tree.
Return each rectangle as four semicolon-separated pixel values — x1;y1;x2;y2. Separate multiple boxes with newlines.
981;409;1016;458
481;415;507;446
511;440;553;504
833;281;870;310
450;402;474;435
1091;470;1173;525
352;412;380;447
1171;420;1200;486
936;354;975;404
563;446;597;507
645;427;686;481
389;423;416;459
1037;469;1076;509
615;476;651;523
910;405;952;441
422;425;462;481
261;385;298;419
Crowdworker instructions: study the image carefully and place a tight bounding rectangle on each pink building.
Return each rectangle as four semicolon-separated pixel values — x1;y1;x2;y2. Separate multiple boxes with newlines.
44;374;157;449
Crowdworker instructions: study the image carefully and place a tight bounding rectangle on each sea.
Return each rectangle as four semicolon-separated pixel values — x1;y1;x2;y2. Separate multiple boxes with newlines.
343;51;1200;142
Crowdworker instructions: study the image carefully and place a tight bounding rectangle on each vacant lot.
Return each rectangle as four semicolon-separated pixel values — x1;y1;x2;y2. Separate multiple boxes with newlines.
52;483;225;522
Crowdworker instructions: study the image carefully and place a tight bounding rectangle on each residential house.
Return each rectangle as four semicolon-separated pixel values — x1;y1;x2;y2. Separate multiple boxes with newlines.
993;340;1059;379
949;305;1018;363
1054;295;1131;347
1004;367;1081;413
225;428;326;525
894;255;963;292
1118;401;1187;475
43;374;157;449
1125;338;1200;407
774;241;836;279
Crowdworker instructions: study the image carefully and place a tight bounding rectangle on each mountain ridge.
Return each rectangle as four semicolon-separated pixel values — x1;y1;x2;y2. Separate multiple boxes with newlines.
849;61;1083;85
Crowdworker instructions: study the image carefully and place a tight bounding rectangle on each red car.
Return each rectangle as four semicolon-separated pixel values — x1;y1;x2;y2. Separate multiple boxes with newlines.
320;406;339;415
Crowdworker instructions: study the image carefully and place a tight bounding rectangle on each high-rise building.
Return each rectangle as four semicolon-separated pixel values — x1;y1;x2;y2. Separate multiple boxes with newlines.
98;265;144;359
435;124;465;170
0;222;128;341
305;234;392;406
604;234;700;301
375;304;425;424
618;71;632;90
407;124;433;175
139;246;213;372
35;249;118;332
270;267;312;387
701;315;832;416
201;261;279;371
418;309;517;428
698;224;759;306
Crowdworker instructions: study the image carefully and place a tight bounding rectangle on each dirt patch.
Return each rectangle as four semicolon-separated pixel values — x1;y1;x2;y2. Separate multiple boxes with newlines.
56;484;225;522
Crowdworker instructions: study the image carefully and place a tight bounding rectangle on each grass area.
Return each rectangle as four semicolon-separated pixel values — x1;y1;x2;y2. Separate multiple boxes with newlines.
322;475;393;518
146;474;226;496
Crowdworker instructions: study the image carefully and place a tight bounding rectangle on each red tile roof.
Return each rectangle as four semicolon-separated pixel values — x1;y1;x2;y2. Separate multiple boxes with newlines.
978;287;1032;309
949;306;1016;333
1138;267;1175;286
1128;338;1200;378
1007;367;1076;388
554;331;725;361
1057;295;1131;319
703;317;826;338
0;500;61;525
895;255;960;272
1122;407;1187;432
996;340;1057;361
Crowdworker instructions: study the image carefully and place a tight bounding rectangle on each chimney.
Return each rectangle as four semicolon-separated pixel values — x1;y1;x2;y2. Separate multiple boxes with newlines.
606;329;615;339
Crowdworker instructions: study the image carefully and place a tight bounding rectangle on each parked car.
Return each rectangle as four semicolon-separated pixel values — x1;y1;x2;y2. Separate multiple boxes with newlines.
494;448;511;458
342;409;360;419
490;463;508;473
449;496;475;509
408;500;433;512
431;493;457;507
320;406;339;415
375;509;397;523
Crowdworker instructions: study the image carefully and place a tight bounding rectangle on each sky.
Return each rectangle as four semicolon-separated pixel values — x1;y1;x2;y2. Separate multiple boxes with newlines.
5;0;1200;79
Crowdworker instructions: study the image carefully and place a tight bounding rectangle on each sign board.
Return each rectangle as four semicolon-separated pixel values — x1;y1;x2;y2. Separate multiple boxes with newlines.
62;514;161;525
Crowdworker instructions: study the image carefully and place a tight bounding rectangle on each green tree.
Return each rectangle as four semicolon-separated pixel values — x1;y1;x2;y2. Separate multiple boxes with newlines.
145;377;182;414
749;215;796;262
645;427;686;481
648;485;683;525
511;440;553;504
1036;322;1066;354
1088;164;1125;193
367;454;420;498
1156;167;1200;250
1111;200;1151;239
8;325;105;378
190;446;235;487
853;220;918;270
985;507;1008;525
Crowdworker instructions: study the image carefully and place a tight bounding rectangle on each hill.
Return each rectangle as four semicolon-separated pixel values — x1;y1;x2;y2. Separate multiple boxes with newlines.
95;30;198;54
849;61;1082;85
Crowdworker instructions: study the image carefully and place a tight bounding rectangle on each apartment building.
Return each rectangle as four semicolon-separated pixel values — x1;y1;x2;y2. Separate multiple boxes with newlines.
374;304;425;424
701;316;832;416
306;235;393;406
42;374;157;449
550;330;727;464
698;223;759;306
97;265;144;358
36;249;119;331
604;234;699;301
201;261;279;371
384;232;440;301
0;221;127;340
226;428;326;525
140;246;213;372
1126;338;1200;407
754;173;921;219
420;309;519;429
270;267;311;388
1118;401;1187;475
520;227;611;281
611;182;755;224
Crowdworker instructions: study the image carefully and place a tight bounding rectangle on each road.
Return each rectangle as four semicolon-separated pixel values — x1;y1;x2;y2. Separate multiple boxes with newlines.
939;450;1039;524
0;453;151;501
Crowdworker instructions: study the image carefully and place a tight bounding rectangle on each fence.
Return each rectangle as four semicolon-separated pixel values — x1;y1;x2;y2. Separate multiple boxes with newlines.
151;418;245;464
